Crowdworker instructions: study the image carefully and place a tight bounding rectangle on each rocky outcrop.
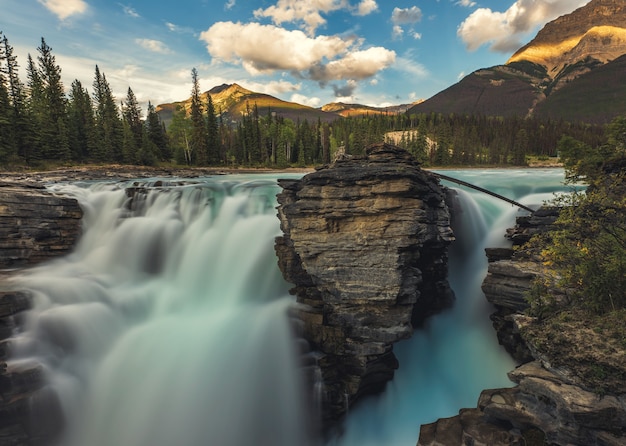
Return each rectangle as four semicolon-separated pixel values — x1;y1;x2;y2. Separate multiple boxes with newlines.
481;206;561;363
419;205;626;446
0;183;83;268
419;361;626;446
275;143;454;430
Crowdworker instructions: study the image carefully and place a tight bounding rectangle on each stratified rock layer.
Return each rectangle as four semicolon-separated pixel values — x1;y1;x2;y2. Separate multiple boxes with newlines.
275;143;454;428
0;183;83;268
419;205;626;446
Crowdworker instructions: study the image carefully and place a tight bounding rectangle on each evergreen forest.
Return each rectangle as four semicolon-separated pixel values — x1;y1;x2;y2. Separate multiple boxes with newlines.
0;34;611;169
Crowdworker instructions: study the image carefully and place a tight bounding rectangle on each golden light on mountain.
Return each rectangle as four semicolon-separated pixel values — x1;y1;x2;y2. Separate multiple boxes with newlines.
507;25;626;77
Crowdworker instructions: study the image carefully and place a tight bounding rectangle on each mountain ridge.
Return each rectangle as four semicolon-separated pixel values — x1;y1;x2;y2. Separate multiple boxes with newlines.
408;0;626;123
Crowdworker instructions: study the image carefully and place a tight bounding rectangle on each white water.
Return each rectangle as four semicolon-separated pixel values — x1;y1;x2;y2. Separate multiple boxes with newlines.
7;169;572;446
9;174;313;446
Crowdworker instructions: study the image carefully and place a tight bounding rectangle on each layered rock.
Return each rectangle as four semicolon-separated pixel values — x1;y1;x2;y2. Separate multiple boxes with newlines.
275;143;454;429
419;361;626;446
419;205;626;446
0;183;83;268
482;206;561;363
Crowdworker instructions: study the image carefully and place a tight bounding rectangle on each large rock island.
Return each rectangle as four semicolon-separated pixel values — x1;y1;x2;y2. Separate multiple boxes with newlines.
275;143;455;430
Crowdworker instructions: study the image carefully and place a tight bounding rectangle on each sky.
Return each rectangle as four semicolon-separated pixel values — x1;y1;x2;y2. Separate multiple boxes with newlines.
0;0;590;111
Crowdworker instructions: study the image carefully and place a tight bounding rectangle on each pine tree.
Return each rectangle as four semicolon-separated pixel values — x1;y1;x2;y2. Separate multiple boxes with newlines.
67;79;97;161
122;87;142;163
1;34;27;163
25;53;45;162
36;38;70;160
92;65;123;162
0;34;11;163
206;93;219;164
189;68;208;165
145;101;170;162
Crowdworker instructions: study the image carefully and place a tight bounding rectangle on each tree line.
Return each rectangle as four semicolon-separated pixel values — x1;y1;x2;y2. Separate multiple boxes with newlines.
0;33;609;169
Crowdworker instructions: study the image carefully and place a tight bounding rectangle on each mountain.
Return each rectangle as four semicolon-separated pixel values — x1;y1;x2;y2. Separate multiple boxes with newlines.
156;83;337;127
408;0;626;124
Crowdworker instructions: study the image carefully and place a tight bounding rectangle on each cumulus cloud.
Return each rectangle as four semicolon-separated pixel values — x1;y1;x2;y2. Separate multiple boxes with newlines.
291;93;321;107
392;25;404;39
391;6;423;25
308;46;396;82
458;0;588;52
135;39;172;54
253;0;378;35
200;21;395;82
254;0;347;35
38;0;87;20
356;0;378;16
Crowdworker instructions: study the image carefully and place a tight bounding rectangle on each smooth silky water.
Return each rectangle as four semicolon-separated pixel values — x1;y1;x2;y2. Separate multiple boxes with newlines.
7;169;572;446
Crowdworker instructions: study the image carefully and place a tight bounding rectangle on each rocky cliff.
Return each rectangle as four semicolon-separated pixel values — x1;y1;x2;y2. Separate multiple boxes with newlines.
275;143;455;430
418;206;626;446
0;183;82;445
0;182;83;268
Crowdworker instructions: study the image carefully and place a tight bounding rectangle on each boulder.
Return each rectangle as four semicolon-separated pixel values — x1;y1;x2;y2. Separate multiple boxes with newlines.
275;143;455;429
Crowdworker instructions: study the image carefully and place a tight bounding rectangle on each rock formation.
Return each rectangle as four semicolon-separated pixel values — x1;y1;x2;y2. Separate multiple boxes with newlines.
0;182;83;268
274;143;455;430
419;206;626;446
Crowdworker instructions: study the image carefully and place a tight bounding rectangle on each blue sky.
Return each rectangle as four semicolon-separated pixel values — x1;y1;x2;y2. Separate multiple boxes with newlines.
1;0;589;110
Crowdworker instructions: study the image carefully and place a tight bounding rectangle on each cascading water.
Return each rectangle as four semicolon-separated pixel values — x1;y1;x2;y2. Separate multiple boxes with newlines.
329;168;574;446
7;169;573;446
8;174;314;446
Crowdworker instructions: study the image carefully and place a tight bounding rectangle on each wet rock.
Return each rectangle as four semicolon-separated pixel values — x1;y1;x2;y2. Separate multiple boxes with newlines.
275;143;454;430
0;184;82;268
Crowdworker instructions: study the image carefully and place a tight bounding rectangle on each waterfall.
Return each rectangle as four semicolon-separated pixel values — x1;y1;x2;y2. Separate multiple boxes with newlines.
9;175;314;446
7;169;572;446
329;168;572;446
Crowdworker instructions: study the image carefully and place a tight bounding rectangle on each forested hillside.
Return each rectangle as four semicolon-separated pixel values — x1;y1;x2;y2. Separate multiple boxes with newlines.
0;33;608;169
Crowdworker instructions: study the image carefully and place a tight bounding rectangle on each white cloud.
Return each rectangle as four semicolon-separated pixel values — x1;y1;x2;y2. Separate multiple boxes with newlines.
200;21;394;82
201;22;351;72
309;46;396;82
225;0;236;10
246;80;302;96
291;93;321;107
38;0;87;20
135;39;172;54
392;25;404;39
391;6;423;25
458;0;588;52
122;5;140;18
456;0;476;7
356;0;378;16
254;0;347;35
412;32;422;40
394;56;428;78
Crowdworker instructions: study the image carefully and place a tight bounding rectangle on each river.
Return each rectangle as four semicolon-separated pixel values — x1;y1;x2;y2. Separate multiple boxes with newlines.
8;169;572;446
